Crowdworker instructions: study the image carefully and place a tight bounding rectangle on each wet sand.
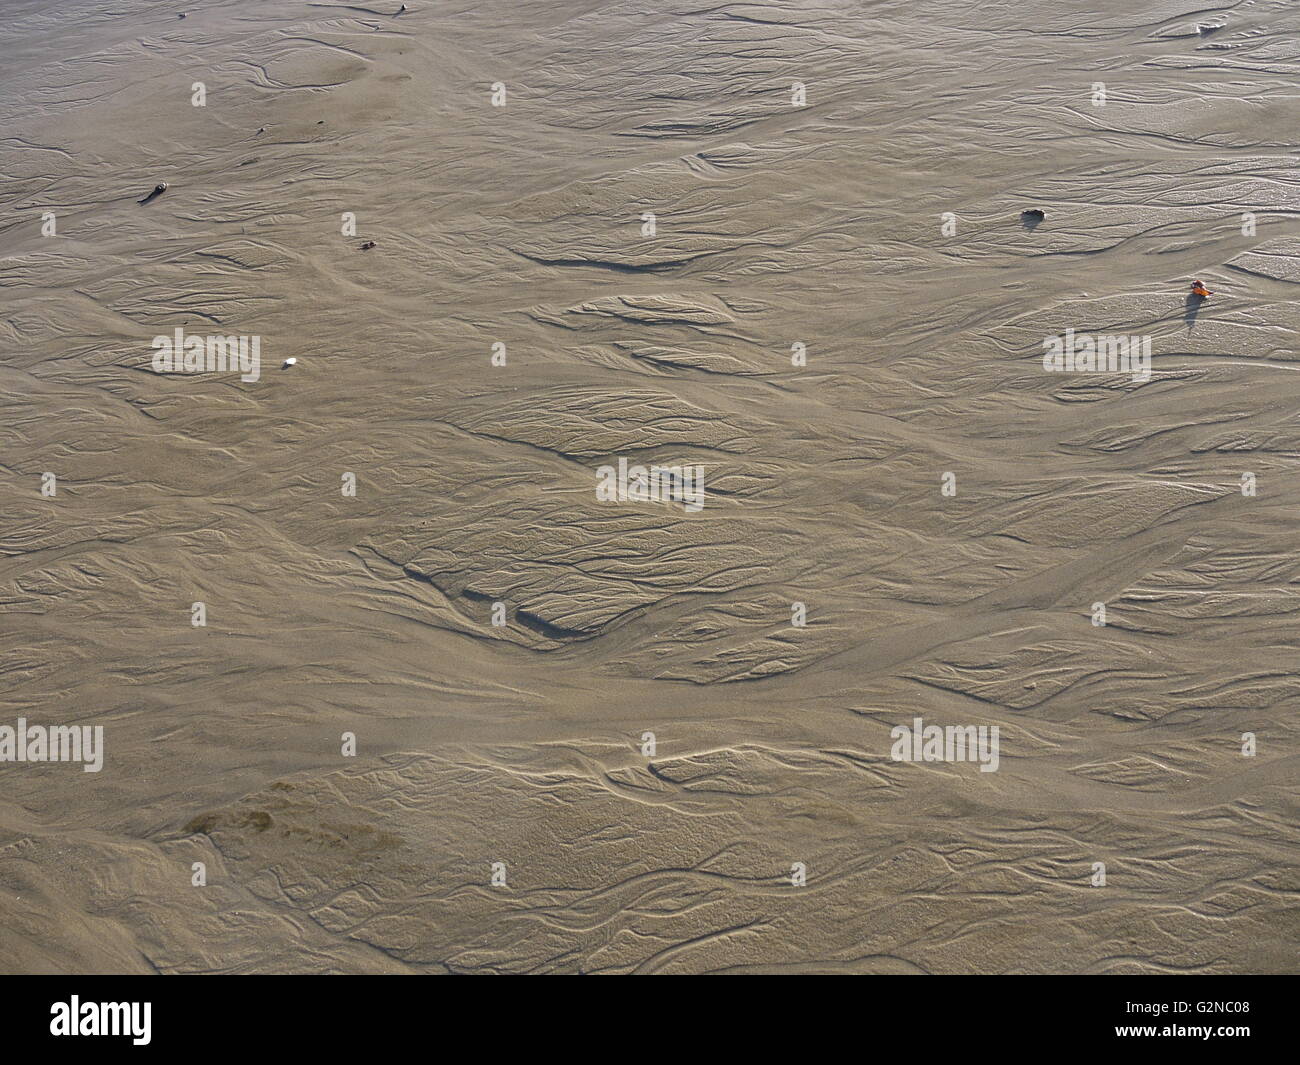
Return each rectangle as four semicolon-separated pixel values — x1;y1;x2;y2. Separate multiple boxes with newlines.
1;0;1298;973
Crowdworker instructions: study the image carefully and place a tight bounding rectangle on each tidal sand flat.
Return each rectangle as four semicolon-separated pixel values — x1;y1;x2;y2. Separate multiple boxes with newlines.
1;0;1297;974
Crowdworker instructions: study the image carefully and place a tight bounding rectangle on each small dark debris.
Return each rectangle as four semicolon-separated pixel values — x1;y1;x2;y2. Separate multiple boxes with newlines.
1022;208;1045;222
360;240;376;250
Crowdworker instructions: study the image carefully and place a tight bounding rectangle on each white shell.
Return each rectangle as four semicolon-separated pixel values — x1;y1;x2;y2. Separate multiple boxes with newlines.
282;357;297;368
